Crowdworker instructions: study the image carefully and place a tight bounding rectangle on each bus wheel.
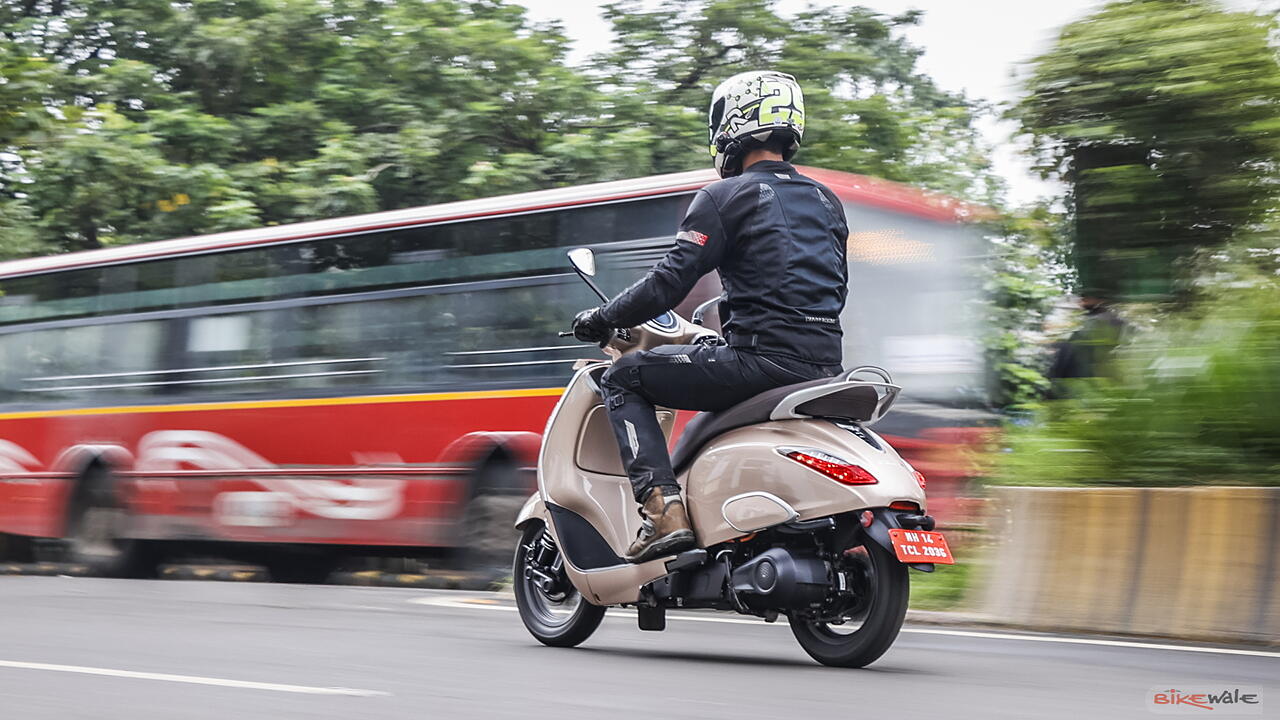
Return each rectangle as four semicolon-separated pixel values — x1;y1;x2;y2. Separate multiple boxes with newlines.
455;459;525;574
64;465;160;579
265;553;336;584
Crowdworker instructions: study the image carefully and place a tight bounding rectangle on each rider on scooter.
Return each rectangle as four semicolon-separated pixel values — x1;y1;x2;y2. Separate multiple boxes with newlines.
572;71;850;564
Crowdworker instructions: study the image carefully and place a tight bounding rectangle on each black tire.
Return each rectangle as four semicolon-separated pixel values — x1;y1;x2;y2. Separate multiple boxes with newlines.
453;459;525;572
63;465;161;579
265;555;336;584
513;522;605;648
458;492;524;571
788;539;909;668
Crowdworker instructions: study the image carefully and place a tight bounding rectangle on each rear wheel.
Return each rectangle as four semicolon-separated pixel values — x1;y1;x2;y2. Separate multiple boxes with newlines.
513;523;605;648
64;465;160;578
788;539;909;668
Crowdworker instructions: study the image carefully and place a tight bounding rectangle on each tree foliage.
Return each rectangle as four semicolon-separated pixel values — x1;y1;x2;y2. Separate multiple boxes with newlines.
982;206;1070;408
992;269;1280;487
0;0;998;258
593;0;997;198
1015;0;1280;300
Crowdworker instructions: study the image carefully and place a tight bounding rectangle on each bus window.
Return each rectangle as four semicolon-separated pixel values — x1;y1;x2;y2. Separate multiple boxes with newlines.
178;311;277;395
2;321;165;403
0;195;695;329
267;303;386;392
444;277;597;389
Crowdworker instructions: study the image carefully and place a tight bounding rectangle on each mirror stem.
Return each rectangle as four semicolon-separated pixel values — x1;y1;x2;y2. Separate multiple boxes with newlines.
573;265;610;303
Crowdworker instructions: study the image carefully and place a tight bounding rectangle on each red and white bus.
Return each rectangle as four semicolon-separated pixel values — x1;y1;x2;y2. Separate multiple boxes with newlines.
0;166;993;579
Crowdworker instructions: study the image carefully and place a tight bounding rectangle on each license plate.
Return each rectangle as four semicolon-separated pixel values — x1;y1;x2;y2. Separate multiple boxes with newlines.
888;528;955;564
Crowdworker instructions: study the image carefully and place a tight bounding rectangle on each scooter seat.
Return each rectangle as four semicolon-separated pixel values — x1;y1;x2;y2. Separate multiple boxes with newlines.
670;376;872;476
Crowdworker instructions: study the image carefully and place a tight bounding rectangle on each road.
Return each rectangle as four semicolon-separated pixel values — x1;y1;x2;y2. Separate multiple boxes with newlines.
0;577;1274;719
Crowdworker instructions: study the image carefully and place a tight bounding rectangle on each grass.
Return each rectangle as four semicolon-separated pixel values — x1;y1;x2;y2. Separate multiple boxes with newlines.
908;558;974;611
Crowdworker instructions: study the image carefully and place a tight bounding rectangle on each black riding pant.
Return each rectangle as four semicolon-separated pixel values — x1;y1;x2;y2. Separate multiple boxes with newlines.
600;343;840;502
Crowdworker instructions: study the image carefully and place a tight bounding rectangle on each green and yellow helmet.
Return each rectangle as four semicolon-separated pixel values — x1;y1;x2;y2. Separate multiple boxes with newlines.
708;71;806;178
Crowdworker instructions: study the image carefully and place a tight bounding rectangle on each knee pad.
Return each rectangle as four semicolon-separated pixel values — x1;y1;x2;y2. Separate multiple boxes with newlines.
601;356;643;391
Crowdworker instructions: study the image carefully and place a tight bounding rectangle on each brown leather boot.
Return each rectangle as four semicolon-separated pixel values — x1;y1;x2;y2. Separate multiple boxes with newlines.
626;488;695;564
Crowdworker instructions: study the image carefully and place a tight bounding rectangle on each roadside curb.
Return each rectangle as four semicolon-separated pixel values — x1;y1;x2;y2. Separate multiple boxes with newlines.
0;562;93;577
330;570;507;591
905;609;992;626
1;562;508;590
903;608;1280;648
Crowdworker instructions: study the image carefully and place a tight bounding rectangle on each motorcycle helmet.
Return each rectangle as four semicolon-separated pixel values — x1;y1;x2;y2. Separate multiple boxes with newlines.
708;70;805;178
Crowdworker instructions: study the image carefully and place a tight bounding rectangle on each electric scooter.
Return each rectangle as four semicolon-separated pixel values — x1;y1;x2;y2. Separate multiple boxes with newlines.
512;248;954;667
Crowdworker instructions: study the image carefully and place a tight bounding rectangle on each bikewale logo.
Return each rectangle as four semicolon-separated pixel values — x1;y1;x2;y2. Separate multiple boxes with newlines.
1149;687;1263;714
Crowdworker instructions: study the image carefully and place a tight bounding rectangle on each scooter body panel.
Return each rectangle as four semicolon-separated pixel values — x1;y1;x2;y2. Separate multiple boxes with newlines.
683;420;926;546
532;356;927;606
515;250;921;666
540;364;644;557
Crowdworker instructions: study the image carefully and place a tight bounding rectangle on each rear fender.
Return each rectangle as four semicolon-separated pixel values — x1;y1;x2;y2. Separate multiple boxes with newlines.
862;507;935;573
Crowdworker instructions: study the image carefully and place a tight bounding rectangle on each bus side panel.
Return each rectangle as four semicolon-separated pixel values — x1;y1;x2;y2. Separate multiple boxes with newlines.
0;392;560;546
0;416;77;538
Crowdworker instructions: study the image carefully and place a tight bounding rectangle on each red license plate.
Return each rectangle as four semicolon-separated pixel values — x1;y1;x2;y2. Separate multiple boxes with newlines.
888;528;955;564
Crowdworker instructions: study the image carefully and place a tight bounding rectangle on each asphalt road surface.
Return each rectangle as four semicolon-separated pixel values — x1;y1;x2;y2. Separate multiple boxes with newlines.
1;577;1275;719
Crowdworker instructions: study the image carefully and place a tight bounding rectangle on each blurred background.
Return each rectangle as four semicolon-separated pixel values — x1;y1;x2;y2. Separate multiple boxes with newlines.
0;0;1278;648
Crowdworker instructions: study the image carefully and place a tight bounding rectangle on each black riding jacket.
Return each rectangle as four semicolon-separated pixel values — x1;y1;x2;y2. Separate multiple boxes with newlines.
599;160;849;365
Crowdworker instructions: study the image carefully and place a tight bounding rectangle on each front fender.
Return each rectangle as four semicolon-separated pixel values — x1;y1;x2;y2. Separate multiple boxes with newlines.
514;492;549;530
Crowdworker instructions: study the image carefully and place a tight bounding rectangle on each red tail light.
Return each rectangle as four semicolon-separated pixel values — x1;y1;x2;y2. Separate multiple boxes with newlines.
914;470;927;490
889;501;920;511
783;449;878;486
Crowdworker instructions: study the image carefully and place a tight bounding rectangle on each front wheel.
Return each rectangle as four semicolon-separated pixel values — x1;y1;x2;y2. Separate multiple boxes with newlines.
788;538;909;668
513;522;605;648
64;466;160;578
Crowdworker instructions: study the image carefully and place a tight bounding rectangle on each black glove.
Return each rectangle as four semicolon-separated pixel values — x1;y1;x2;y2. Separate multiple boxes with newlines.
572;307;613;344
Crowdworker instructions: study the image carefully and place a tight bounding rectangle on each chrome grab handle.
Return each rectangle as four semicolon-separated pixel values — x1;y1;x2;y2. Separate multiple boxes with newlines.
843;365;893;385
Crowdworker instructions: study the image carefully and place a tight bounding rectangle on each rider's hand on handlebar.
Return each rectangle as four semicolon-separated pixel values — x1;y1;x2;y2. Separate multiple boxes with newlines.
571;307;613;344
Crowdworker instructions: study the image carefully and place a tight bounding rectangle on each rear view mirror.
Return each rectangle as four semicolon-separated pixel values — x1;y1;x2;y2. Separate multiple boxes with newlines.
567;248;596;277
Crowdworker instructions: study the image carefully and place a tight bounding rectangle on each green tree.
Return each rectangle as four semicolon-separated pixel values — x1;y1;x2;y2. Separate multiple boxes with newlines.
1015;0;1280;300
592;0;1001;200
993;269;1280;487
984;206;1070;407
0;0;1001;255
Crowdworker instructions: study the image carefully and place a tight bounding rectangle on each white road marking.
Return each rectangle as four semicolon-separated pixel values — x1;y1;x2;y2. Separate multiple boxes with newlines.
0;660;389;696
413;595;1280;659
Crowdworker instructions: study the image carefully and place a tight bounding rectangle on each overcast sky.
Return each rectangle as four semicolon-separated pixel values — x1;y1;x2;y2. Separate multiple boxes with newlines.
513;0;1274;206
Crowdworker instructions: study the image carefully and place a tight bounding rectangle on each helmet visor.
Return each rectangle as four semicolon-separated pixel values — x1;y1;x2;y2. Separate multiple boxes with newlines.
708;97;726;144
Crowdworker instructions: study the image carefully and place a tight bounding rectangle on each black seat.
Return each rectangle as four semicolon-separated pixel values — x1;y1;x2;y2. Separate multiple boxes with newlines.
669;377;879;476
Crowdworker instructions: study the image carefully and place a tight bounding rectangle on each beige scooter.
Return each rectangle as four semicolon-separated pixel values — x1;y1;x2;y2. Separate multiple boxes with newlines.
513;248;954;668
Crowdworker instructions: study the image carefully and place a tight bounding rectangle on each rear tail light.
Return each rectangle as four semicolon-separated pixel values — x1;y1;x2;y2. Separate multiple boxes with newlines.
913;470;927;490
889;501;920;512
781;448;878;486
